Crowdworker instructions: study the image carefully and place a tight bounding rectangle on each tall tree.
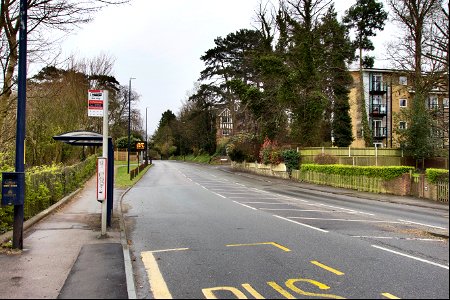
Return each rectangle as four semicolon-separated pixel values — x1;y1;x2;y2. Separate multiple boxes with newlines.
343;0;388;147
317;6;355;147
387;0;444;163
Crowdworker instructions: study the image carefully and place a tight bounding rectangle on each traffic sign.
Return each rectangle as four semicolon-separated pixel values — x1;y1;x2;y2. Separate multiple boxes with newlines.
88;90;105;117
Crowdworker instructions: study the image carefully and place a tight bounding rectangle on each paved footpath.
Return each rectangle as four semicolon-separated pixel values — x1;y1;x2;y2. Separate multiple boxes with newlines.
0;176;134;299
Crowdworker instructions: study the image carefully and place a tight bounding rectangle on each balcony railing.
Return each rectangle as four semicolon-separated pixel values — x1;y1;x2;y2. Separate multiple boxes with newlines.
373;127;387;138
370;81;388;94
370;104;387;116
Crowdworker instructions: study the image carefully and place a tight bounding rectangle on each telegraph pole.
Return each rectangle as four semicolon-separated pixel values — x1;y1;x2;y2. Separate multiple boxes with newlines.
13;0;28;249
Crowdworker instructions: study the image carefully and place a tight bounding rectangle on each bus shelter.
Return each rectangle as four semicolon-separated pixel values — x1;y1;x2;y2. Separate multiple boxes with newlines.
53;131;114;227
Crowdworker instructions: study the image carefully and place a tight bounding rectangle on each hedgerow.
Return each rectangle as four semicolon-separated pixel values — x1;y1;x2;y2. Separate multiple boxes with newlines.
426;168;449;184
0;155;97;234
300;164;414;180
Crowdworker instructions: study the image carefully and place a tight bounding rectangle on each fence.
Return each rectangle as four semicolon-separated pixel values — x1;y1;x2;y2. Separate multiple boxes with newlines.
0;156;97;231
232;162;447;202
299;147;448;169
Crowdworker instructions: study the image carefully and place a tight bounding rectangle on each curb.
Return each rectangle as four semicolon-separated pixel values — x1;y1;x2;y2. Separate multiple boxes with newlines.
0;188;82;245
119;186;137;299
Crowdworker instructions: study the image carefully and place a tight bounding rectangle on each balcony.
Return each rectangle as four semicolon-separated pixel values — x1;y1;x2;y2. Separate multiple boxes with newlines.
369;81;388;94
373;127;387;139
370;104;387;117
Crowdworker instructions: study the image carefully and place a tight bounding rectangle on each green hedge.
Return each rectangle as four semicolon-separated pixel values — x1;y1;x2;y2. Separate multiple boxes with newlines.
426;168;449;183
300;164;414;181
0;155;97;234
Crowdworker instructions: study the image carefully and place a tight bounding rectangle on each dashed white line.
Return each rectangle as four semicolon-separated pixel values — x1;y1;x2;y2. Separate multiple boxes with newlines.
372;245;449;270
233;201;258;210
398;219;448;230
273;215;329;233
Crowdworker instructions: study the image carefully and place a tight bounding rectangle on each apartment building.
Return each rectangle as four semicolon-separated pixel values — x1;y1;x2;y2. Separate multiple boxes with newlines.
349;68;449;149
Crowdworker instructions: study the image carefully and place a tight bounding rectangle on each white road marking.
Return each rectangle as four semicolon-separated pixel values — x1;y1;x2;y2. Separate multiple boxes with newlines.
398;219;448;230
273;215;329;233
287;217;403;224
233;201;258;210
372;245;449;270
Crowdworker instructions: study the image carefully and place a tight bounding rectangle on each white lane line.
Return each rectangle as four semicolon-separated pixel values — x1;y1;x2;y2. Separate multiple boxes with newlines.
398;219;448;230
241;202;285;205
146;248;190;253
352;236;446;242
287;217;404;224
141;251;173;299
260;208;333;212
235;183;246;187
312;203;375;216
213;192;227;199
233;201;258;210
274;215;329;233
372;245;449;270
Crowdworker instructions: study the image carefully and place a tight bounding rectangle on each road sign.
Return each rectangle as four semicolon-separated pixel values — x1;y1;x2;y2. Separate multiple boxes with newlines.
135;141;147;151
88;90;105;117
97;157;107;202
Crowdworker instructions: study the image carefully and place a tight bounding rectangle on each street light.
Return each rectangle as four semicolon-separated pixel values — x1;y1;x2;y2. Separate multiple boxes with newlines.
127;77;136;174
145;106;149;164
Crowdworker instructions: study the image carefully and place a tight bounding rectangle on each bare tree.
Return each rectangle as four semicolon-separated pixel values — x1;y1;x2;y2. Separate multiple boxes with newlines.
0;0;129;150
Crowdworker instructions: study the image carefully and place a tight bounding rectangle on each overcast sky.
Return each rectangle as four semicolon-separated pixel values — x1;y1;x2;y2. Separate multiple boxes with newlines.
59;0;395;135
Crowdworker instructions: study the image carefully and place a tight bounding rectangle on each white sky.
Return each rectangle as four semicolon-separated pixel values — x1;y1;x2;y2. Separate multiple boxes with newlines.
59;0;396;135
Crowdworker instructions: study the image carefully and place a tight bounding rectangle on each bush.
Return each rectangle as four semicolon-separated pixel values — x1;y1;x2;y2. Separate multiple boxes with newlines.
426;168;449;183
300;164;414;181
259;137;282;165
226;133;260;163
314;153;338;165
282;150;301;176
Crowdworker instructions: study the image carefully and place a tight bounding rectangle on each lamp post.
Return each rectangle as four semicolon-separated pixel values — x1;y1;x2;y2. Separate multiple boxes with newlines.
127;77;136;174
145;106;149;164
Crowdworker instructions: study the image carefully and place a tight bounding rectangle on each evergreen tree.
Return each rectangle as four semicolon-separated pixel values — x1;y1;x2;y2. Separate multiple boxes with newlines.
343;0;388;146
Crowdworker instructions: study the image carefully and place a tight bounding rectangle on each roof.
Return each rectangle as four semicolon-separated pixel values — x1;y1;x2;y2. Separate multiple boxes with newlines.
53;130;107;146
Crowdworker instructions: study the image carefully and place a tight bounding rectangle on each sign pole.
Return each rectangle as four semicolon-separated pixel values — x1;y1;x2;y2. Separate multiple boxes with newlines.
101;91;109;236
12;0;28;250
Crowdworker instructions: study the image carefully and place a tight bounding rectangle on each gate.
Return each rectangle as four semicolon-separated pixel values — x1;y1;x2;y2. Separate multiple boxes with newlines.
436;181;449;203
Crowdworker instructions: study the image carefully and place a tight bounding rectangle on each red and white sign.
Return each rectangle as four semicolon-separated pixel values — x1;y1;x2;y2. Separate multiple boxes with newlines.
88;90;105;117
97;157;107;202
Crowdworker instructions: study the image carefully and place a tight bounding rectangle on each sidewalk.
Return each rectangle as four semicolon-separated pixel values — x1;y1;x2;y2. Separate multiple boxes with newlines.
0;176;134;299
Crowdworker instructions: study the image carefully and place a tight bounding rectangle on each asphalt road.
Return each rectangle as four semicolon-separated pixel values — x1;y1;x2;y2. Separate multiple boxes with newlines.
122;161;449;299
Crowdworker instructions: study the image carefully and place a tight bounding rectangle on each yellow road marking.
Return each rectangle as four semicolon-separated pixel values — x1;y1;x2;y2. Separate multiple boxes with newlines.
311;261;345;276
226;242;291;252
141;251;173;299
242;283;265;299
202;287;248;299
382;292;401;299
267;281;296;299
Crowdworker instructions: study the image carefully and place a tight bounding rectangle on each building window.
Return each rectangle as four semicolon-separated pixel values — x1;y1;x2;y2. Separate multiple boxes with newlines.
399;76;407;85
399;121;407;130
428;95;439;110
443;98;449;108
399;99;407;108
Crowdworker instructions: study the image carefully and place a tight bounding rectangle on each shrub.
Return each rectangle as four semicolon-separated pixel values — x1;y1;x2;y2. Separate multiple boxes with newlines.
426;168;449;183
282;149;301;176
226;133;260;163
314;153;338;165
259;137;282;165
300;164;414;181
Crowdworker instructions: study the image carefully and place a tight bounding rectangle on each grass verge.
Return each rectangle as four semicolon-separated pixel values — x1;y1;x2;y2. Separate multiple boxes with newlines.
115;161;152;188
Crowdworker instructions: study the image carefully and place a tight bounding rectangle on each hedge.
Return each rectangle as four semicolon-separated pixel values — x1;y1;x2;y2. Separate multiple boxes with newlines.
426;168;449;184
300;164;414;181
0;155;97;234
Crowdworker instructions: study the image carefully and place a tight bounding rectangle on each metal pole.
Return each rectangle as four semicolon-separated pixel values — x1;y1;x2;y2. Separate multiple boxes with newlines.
146;107;148;164
101;91;109;236
127;78;135;174
13;0;28;250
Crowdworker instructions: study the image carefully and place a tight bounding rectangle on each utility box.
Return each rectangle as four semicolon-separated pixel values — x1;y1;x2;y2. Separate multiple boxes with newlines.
1;172;25;206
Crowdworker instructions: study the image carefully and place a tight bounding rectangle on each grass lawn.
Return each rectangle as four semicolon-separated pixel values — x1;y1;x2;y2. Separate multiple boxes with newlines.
115;160;152;188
